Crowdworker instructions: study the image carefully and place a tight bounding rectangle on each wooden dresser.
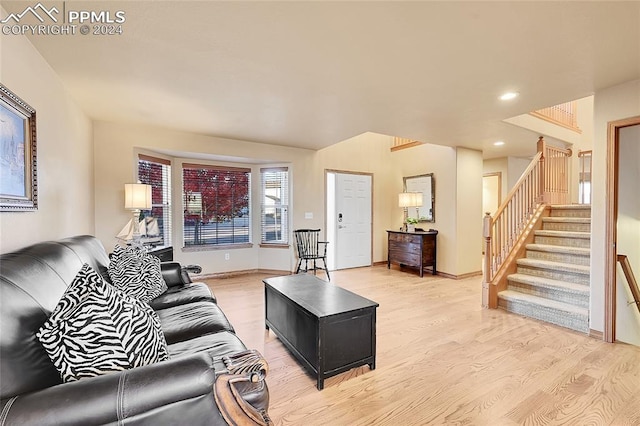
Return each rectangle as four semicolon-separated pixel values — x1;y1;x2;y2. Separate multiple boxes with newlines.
387;230;438;277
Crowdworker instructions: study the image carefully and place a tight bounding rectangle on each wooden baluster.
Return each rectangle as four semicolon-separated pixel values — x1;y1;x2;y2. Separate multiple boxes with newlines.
482;212;492;308
537;136;546;203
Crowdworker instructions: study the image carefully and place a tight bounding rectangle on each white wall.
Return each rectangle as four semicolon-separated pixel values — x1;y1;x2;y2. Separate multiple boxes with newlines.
615;125;640;345
591;79;640;334
0;23;94;253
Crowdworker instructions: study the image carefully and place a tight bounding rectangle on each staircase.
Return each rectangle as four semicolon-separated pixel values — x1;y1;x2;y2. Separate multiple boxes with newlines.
497;205;591;333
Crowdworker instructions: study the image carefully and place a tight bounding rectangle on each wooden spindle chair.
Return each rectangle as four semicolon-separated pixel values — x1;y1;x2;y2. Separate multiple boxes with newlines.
293;229;330;281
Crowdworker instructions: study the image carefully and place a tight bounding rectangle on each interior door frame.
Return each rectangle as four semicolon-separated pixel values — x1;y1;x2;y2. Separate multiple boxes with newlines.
605;115;640;342
482;171;502;214
325;169;374;270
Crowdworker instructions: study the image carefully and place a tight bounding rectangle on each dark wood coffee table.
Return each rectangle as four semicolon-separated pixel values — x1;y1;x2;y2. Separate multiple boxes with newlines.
264;274;379;390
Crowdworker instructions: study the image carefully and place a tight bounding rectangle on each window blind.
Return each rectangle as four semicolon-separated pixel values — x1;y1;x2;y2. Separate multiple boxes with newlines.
260;167;289;244
182;164;251;246
137;154;172;247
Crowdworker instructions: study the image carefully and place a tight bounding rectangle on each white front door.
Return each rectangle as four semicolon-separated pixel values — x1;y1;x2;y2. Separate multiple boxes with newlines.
334;172;372;270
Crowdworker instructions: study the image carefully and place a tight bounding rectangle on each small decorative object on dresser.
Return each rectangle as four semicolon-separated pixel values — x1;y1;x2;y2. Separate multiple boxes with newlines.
387;229;438;277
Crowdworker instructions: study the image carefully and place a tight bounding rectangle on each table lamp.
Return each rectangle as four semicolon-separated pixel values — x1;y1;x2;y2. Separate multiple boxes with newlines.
398;192;423;231
117;183;152;244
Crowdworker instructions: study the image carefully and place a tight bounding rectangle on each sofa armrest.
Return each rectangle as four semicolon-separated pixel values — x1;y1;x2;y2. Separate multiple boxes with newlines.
0;353;226;425
161;262;191;287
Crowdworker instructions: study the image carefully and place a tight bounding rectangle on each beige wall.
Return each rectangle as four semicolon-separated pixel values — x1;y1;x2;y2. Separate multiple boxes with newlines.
380;142;459;275
0;25;94;253
571;96;595;204
320;140;483;276
507;157;531;191
483;158;508;203
455;148;483;275
483;156;532;203
315;132;397;266
93;121;315;274
94;124;481;277
591;79;640;334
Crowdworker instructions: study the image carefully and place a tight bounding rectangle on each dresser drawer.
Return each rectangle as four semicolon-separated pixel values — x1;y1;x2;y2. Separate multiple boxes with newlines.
389;249;420;266
389;240;421;254
388;232;420;244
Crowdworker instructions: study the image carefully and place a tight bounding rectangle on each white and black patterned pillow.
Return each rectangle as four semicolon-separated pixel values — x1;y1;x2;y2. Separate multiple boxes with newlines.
37;264;169;382
113;285;169;367
108;244;167;303
36;265;131;382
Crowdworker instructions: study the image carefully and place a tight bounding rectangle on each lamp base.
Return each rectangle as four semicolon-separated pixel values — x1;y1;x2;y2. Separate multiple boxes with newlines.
130;209;145;249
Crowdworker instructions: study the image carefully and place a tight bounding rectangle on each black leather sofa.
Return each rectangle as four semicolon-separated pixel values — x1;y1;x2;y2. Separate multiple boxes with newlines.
0;235;271;425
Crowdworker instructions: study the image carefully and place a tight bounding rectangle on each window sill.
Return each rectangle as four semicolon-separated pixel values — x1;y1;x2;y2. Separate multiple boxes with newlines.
182;243;253;252
259;243;290;249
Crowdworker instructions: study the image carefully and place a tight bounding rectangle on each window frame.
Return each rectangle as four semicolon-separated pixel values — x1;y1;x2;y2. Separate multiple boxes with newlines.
137;154;172;247
260;167;289;247
181;163;252;250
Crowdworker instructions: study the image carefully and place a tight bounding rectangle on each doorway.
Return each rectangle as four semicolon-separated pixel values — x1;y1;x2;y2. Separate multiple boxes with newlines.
326;170;372;271
605;116;640;344
482;172;502;215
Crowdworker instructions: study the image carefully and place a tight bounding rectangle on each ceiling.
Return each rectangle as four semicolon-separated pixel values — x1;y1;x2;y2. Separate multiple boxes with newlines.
3;1;640;158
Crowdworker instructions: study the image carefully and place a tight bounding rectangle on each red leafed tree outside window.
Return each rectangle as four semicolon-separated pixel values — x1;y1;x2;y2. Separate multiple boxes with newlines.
182;165;250;246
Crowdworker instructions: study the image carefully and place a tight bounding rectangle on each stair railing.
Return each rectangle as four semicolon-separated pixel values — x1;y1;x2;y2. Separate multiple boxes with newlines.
541;139;572;205
617;255;640;314
482;137;572;308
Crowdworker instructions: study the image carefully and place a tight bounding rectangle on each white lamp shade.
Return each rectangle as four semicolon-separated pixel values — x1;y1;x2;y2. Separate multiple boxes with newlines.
398;192;423;208
124;183;152;210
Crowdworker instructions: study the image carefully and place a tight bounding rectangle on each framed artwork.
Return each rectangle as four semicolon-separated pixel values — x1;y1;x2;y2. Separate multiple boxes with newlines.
0;83;37;211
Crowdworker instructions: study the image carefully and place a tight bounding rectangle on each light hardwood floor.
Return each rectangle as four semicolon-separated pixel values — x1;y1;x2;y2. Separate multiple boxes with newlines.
205;266;640;426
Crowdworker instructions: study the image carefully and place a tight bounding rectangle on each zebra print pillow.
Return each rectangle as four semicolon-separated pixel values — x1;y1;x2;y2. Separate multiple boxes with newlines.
108;244;168;303
114;284;169;368
36;264;169;382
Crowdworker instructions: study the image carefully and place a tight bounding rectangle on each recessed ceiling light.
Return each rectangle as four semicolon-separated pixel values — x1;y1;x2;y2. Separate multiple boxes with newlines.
494;141;505;146
500;92;519;101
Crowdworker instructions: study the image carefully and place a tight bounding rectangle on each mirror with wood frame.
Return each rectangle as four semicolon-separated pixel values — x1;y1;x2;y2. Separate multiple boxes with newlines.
403;173;435;223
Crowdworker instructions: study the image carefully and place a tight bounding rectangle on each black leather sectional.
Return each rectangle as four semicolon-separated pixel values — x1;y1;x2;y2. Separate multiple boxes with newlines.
0;235;270;425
